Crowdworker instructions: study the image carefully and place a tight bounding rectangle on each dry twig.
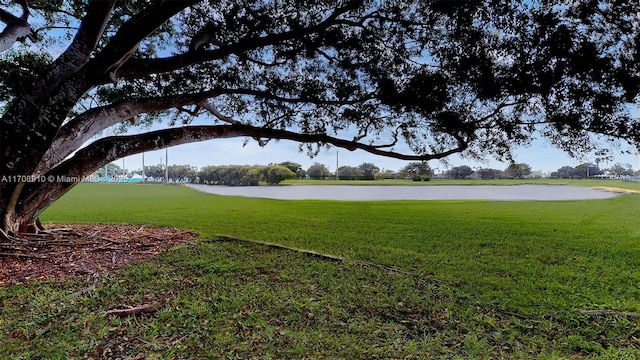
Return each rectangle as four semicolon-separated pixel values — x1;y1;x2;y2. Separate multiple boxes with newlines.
106;303;162;316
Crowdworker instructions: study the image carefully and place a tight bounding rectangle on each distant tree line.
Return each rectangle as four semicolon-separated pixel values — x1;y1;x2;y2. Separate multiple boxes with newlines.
142;164;198;182
121;162;300;185
399;162;432;181
549;164;601;179
439;163;533;179
102;159;637;186
308;161;434;181
197;164;296;186
439;162;637;180
336;162;380;180
95;163;126;177
549;162;635;179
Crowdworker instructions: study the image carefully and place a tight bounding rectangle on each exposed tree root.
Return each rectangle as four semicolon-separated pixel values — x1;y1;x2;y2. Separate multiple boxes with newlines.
51;284;97;306
1;225;78;241
0;252;48;259
1;224;199;285
0;226;195;259
0;227;91;258
105;303;162;317
214;234;439;283
0;228;19;243
33;316;77;339
215;234;344;262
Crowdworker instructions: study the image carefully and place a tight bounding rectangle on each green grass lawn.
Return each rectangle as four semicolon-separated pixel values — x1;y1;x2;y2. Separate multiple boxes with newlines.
1;181;639;358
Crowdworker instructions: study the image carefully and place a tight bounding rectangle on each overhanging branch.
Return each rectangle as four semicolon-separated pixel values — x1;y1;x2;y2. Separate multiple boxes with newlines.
54;123;467;180
37;85;374;175
36;90;221;175
20;122;467;220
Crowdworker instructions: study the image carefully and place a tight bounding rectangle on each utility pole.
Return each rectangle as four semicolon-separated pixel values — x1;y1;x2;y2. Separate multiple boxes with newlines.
142;152;145;183
336;151;339;180
165;148;169;185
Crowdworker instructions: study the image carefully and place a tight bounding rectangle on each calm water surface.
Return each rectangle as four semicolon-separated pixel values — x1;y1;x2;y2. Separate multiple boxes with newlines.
187;184;619;201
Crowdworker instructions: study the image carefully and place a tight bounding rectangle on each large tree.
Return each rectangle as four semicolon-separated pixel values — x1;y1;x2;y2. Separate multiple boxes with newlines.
307;162;332;180
399;161;432;181
337;165;364;180
475;168;503;180
1;1;639;235
167;164;198;181
446;165;474;180
607;163;634;177
504;163;532;179
143;164;166;180
357;162;379;180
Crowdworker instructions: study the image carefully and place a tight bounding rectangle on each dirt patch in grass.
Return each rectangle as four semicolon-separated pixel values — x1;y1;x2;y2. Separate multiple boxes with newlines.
0;224;198;286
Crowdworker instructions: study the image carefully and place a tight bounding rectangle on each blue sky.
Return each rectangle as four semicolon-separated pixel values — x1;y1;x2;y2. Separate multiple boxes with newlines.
106;99;640;176
114;134;638;175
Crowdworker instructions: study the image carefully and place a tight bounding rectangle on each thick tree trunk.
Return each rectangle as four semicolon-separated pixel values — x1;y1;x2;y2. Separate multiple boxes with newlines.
0;185;42;235
1;208;39;235
0;178;77;236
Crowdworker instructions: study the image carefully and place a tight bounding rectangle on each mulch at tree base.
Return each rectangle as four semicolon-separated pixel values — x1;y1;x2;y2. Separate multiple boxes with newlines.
0;224;199;286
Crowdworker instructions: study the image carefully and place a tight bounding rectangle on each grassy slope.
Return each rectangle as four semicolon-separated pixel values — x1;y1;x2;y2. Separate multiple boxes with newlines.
1;182;637;358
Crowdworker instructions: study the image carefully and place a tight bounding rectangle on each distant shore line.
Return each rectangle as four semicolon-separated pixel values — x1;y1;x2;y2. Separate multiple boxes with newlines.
186;183;623;201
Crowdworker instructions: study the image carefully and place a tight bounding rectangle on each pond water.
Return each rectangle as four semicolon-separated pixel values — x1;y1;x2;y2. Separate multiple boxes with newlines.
187;184;620;201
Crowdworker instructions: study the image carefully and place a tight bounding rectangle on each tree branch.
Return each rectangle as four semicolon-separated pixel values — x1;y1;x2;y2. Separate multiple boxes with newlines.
198;101;239;124
21;121;465;217
0;4;34;53
87;0;199;81
35;90;221;175
224;87;375;106
57;123;465;181
106;303;161;317
44;0;116;83
37;83;376;175
114;1;364;80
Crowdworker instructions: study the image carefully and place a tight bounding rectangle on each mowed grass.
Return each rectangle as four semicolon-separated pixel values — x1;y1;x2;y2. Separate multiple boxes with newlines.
42;182;640;313
1;182;638;358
